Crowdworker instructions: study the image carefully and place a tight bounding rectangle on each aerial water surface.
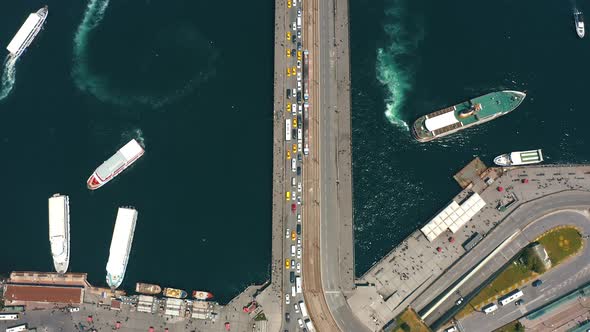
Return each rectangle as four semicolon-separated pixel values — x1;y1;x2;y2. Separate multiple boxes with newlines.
0;0;273;303
351;0;590;274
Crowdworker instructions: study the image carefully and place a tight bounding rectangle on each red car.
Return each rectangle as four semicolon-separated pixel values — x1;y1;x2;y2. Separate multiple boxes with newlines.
291;203;297;213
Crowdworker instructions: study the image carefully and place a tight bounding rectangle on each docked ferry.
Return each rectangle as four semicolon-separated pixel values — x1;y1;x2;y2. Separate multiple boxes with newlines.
494;149;543;166
106;207;138;289
411;90;526;142
6;6;48;59
193;290;214;300
87;139;144;190
48;194;69;274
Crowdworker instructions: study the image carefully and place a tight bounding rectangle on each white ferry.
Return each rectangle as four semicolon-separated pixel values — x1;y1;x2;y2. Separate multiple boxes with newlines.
48;194;70;274
493;149;544;166
6;6;48;59
106;207;138;289
87;139;144;190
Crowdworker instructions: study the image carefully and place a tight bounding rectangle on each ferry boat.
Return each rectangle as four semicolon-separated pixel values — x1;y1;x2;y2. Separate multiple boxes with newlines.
106;207;138;289
6;6;48;59
163;288;188;299
135;283;162;295
575;10;585;38
193;291;214;300
411;90;526;142
48;194;69;274
87;139;144;190
493;149;543;166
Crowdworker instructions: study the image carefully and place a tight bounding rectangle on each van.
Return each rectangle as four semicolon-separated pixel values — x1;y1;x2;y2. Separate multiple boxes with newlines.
297;17;302;28
292;158;297;172
291;285;296;297
291;245;296;257
292;177;297;186
292;103;297;114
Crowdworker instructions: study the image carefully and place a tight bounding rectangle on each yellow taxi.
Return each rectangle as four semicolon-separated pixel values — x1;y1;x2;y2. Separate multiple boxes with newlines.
286;150;291;160
292;144;297;153
286;32;291;41
291;230;296;241
287;0;292;8
287;67;291;76
292;118;297;128
292;66;296;73
286;102;291;113
286;49;291;57
285;259;290;268
297;51;302;61
286;191;291;201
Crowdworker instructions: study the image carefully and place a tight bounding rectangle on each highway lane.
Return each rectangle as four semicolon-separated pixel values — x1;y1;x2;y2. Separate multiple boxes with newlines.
458;210;590;332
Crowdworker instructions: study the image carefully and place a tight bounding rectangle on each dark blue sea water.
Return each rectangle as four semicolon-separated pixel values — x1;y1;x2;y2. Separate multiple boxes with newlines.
351;0;590;274
2;0;590;303
0;0;273;303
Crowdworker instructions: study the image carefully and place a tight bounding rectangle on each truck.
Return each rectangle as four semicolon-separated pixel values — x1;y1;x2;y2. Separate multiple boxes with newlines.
296;276;302;294
285;119;292;141
304;319;315;331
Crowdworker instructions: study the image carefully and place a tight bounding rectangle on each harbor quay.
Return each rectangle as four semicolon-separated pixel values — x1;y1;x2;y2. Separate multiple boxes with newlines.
347;159;590;331
0;271;273;332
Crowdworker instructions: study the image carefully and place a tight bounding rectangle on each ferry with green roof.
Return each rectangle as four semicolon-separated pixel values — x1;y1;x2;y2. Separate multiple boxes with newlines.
411;90;526;142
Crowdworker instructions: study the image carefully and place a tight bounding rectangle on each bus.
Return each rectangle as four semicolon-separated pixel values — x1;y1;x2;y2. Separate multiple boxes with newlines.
482;303;498;314
0;313;19;320
299;300;308;318
499;289;523;306
286;119;292;141
6;324;27;332
296;276;302;294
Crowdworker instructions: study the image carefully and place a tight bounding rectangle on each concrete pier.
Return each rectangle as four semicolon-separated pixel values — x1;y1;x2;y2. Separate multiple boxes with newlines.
347;162;590;331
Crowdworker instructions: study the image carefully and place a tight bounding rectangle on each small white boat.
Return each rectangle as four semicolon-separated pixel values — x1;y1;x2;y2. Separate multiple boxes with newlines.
575;10;585;38
494;149;544;166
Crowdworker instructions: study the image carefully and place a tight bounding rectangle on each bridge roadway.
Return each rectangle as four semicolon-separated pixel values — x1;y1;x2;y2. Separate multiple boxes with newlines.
301;0;364;331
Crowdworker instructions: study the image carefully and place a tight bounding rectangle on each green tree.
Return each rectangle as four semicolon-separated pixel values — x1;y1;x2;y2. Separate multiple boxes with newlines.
400;322;411;332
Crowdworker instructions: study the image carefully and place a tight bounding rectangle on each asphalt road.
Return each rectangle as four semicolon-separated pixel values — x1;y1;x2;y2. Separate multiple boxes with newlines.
458;209;590;332
416;191;590;328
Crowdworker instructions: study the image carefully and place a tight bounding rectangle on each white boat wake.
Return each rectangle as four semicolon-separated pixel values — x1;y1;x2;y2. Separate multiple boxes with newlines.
377;0;424;129
73;0;217;108
0;55;17;102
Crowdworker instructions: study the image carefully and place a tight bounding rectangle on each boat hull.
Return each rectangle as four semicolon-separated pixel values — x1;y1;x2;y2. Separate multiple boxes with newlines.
136;283;162;295
163;288;188;299
411;91;526;142
193;291;214;300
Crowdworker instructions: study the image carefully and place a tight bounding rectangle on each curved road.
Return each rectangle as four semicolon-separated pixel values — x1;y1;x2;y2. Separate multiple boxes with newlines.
457;209;590;331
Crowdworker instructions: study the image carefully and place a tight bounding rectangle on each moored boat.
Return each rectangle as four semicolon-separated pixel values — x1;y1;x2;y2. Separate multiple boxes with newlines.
493;149;544;166
411;91;526;142
106;207;138;289
135;282;162;295
87;139;144;190
48;194;69;274
163;287;188;299
192;290;214;300
575;10;585;38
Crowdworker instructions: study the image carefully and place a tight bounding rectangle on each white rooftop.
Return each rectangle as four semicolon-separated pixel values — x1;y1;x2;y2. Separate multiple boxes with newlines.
106;207;138;276
120;139;144;160
6;14;40;55
424;111;459;132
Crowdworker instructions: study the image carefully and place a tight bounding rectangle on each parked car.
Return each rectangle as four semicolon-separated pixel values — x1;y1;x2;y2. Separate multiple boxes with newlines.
532;279;543;287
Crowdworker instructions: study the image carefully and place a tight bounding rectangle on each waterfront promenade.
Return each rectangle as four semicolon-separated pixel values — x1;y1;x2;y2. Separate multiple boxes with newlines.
348;164;590;331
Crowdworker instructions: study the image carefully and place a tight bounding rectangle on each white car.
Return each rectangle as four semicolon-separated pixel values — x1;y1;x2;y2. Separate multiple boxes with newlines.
297;60;301;69
294;303;300;313
297;213;301;222
68;307;80;313
298;318;304;328
291;259;295;270
285;293;290;305
297;183;302;192
297;248;301;259
293;0;297;6
296;262;301;273
297;238;301;248
292;22;296;31
286;229;290;239
297;8;301;17
292;191;296;201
